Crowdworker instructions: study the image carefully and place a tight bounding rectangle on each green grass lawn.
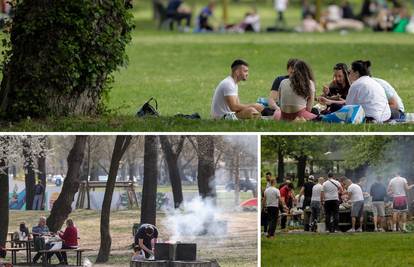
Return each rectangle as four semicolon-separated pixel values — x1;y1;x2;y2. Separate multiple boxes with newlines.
262;233;414;267
2;1;414;131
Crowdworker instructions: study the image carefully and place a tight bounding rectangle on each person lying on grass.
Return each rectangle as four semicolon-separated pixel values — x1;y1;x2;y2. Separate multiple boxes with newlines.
273;60;317;121
346;60;391;123
318;63;350;114
211;59;264;120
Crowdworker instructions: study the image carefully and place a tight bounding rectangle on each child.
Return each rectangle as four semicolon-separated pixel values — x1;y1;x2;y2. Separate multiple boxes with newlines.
132;245;145;261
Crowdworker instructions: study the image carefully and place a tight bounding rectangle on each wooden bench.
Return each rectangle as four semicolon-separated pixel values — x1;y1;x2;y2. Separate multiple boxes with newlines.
5;247;29;265
38;248;92;266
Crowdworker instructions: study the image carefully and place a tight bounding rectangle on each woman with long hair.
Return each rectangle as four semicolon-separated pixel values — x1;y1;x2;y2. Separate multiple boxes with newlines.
318;63;351;114
274;60;317;121
346;60;391;122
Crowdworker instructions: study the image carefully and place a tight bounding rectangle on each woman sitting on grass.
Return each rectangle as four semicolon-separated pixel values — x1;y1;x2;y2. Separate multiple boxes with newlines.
318;63;351;114
345;60;391;123
273;60;317;121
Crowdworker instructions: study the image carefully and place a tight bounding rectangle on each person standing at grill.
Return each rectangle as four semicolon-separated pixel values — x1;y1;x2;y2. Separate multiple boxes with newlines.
387;173;414;232
134;224;159;259
279;182;295;230
321;173;343;233
299;175;315;231
344;179;365;232
310;177;324;231
263;179;281;238
370;176;387;232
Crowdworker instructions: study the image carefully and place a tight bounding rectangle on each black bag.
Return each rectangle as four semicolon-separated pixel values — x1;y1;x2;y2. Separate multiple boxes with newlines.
136;97;159;117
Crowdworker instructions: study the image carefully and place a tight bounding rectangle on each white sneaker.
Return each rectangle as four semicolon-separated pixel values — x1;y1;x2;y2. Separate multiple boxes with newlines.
347;228;355;233
223;112;238;120
356;228;363;232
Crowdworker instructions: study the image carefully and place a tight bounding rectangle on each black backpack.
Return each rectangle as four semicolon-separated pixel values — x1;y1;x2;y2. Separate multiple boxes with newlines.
136;97;159;117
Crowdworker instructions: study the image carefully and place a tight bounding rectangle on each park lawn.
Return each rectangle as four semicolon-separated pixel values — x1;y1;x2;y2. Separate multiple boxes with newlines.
6;209;257;267
1;1;414;132
262;233;414;267
3;115;414;132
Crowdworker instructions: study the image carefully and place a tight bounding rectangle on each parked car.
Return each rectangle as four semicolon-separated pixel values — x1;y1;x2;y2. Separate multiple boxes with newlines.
225;178;257;192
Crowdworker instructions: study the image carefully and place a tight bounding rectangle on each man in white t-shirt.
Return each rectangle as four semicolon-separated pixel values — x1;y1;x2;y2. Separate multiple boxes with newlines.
310;177;324;231
344;179;364;232
263;179;280;238
211;59;264;120
346;75;391;123
373;77;405;120
321;173;343;233
387;173;414;232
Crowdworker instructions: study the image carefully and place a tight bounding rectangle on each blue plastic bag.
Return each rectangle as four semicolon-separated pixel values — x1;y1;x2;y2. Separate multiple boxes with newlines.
321;105;365;124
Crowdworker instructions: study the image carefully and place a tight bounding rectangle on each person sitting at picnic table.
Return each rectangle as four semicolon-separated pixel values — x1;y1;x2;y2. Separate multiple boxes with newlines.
134;224;159;259
273;60;317;121
58;219;78;265
318;63;351;114
196;1;215;32
211;59;264;120
345;60;391;123
32;216;63;264
166;0;192;32
267;58;298;115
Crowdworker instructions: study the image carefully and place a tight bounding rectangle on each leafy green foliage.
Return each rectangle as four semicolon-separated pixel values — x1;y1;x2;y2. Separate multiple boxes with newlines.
0;0;133;120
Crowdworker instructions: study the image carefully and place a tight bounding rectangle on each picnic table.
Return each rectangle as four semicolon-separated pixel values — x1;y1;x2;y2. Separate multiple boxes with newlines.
5;239;33;264
39;248;92;266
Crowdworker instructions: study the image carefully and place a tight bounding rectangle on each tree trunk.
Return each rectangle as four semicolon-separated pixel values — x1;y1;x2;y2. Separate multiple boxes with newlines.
234;153;240;206
277;145;284;184
23;139;36;210
196;136;216;200
297;155;307;188
46;136;87;232
159;136;183;208
37;153;46;210
96;136;132;263
141;136;158;226
0;159;9;248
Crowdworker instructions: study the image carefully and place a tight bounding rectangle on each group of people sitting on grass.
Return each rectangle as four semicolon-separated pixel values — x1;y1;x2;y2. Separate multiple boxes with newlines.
298;0;414;33
211;58;405;123
262;171;413;237
7;216;79;264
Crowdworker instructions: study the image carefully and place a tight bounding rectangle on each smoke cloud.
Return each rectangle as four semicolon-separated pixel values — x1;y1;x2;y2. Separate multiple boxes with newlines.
163;197;227;242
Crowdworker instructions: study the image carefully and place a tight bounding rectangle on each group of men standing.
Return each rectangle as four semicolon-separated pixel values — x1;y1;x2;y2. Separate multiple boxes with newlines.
262;172;413;237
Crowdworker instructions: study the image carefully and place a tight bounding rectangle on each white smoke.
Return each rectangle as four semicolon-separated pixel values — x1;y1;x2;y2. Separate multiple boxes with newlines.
163;197;227;242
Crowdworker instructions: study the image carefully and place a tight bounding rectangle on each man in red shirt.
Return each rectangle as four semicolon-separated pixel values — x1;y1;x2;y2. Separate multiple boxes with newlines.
279;182;294;230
